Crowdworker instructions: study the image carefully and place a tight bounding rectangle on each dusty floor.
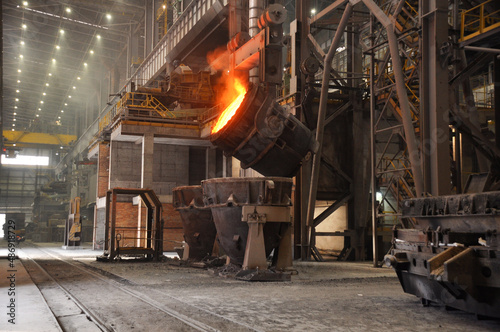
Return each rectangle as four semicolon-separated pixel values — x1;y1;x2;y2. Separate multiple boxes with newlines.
2;242;500;331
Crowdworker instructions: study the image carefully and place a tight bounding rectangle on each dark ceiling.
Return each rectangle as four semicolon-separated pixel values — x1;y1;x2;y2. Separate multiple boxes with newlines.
2;0;145;136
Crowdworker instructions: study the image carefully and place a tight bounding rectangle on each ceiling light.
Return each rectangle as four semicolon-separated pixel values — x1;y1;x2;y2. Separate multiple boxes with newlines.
12;124;15;127
60;29;65;34
64;103;67;106
18;69;21;73
49;73;52;76
52;58;56;63
96;35;101;39
13;119;16;122
22;24;27;29
77;77;81;80
311;8;316;14
23;1;28;6
90;50;94;54
38;108;41;111
84;62;88;67
46;83;49;86
106;14;112;19
19;55;23;59
58;116;61;119
43;92;46;96
56;45;60;49
20;41;25;45
15;98;19;101
16;90;20;93
36;114;39;117
13;144;16;147
17;80;20;83
68;95;72;98
40;101;44;104
61;110;64;113
60;146;63;149
73;86;76;89
14;106;17;109
13;113;17;115
66;8;71;13
11;129;15;131
163;4;166;9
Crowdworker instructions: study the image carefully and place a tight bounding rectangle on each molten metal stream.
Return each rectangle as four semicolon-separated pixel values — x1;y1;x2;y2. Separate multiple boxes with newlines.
211;80;247;134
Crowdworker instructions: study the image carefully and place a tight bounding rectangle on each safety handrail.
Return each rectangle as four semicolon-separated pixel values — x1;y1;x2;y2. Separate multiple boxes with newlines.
460;0;500;42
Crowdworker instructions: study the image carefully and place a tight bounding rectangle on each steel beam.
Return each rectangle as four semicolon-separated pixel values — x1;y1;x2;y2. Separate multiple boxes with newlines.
305;2;353;236
362;0;424;197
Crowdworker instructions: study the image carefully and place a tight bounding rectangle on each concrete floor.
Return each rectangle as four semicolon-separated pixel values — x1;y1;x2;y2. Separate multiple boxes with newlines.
1;242;499;331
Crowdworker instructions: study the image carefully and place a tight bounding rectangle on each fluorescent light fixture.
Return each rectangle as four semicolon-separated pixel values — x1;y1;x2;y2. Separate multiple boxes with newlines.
1;155;50;166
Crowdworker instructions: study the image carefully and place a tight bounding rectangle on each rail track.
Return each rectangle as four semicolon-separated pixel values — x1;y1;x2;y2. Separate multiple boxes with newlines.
20;245;260;332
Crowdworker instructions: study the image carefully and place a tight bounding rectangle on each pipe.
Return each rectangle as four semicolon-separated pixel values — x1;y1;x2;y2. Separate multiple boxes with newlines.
249;0;263;83
361;0;424;197
306;3;354;232
464;46;500;54
369;14;378;267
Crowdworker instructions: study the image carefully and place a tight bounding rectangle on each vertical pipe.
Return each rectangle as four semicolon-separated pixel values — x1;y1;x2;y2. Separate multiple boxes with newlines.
370;14;378;267
249;0;263;83
452;0;462;192
362;0;424;197
306;4;353;232
495;57;500;149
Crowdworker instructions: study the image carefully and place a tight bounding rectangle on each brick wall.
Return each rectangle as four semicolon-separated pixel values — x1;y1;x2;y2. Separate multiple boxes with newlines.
97;143;110;197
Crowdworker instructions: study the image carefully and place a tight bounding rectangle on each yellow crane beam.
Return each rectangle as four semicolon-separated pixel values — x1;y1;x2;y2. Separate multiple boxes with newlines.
3;130;76;147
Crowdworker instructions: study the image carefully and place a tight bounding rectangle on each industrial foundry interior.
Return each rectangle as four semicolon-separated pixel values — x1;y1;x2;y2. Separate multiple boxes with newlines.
1;0;500;330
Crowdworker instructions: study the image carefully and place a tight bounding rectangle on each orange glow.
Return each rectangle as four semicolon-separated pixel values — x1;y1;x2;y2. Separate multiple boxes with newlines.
211;79;247;134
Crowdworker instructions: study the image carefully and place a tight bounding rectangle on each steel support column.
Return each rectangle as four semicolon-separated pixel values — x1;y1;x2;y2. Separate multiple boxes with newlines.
420;0;451;196
141;134;154;189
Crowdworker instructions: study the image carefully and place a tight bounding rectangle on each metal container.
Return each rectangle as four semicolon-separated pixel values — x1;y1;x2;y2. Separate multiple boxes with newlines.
210;84;317;177
172;185;217;260
202;177;292;266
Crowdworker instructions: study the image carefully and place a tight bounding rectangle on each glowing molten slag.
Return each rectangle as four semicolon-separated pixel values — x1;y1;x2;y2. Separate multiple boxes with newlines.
211;80;247;134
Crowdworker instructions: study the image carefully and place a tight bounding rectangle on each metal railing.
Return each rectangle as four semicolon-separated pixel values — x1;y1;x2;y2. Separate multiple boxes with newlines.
460;0;500;42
